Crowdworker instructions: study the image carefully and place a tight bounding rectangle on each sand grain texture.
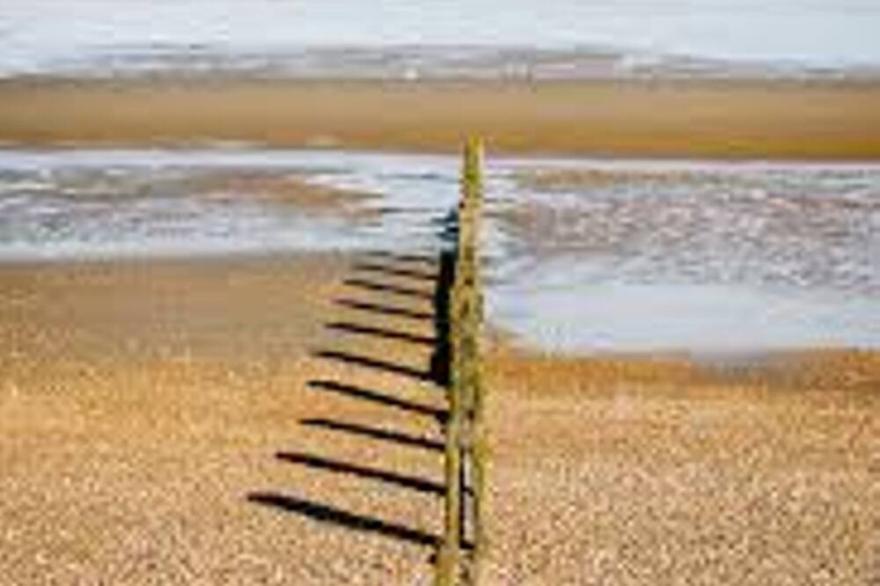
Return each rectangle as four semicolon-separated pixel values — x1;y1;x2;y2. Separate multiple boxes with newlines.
1;255;878;584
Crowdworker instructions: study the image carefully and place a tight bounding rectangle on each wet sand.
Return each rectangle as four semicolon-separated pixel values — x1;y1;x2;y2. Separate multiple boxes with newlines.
2;78;880;159
1;254;877;584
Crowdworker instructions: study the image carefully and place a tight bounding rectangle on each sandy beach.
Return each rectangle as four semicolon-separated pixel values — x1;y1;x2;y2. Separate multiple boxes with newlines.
0;73;878;583
3;0;880;581
2;78;880;159
1;253;876;584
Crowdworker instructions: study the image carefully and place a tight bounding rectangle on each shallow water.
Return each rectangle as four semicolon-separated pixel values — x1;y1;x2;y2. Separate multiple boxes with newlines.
2;1;879;79
0;149;460;261
488;158;880;353
0;148;878;354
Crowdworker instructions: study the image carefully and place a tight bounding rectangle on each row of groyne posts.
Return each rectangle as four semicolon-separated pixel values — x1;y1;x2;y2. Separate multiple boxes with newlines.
435;138;489;586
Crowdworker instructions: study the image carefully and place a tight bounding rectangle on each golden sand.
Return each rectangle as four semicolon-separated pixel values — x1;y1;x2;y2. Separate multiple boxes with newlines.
484;343;878;584
1;254;877;584
1;78;880;159
0;254;446;584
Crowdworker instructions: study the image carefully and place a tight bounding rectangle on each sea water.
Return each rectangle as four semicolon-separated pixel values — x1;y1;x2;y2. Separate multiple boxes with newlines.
0;148;878;354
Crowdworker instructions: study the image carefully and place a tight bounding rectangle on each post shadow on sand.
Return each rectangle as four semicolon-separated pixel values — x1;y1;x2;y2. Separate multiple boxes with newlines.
301;417;444;452
363;250;438;267
317;242;454;385
249;222;460;561
342;277;435;301
351;262;438;283
275;451;444;495
313;349;434;382
325;321;437;347
247;493;439;547
334;297;435;322
308;379;446;421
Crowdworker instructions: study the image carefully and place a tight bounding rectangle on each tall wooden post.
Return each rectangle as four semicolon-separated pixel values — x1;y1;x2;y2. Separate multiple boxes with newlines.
464;138;487;584
436;137;485;586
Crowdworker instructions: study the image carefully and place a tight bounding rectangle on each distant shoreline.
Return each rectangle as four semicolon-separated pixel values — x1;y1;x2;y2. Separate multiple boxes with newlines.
2;77;880;160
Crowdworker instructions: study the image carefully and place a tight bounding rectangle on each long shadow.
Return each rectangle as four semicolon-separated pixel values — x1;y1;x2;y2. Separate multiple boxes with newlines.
363;251;439;267
307;380;446;421
252;212;459;565
372;206;442;216
429;248;456;386
343;277;434;301
301;418;444;452
314;349;433;382
326;321;436;347
352;263;438;283
335;298;435;322
276;451;444;496
247;492;438;547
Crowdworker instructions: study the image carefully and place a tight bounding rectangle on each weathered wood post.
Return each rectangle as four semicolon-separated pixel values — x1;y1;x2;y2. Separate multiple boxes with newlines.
436;137;486;586
463;139;488;584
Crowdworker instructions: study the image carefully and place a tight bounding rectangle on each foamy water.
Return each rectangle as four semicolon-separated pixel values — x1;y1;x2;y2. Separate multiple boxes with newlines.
0;149;460;261
1;1;879;79
487;158;880;353
1;148;878;354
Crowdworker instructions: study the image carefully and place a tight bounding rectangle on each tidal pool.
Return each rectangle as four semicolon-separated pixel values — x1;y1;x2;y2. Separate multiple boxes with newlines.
1;148;877;354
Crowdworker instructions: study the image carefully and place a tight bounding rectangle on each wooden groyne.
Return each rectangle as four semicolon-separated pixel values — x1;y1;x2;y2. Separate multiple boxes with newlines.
435;138;488;586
